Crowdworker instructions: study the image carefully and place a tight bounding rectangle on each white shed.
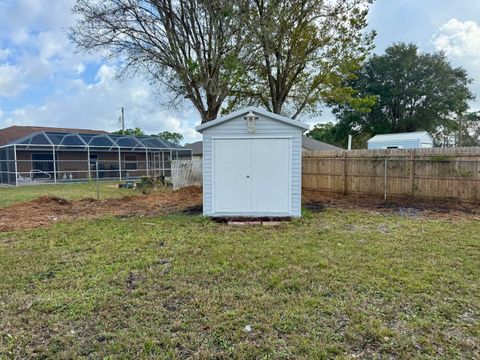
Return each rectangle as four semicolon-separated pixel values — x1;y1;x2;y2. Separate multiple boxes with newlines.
367;131;434;150
196;107;309;218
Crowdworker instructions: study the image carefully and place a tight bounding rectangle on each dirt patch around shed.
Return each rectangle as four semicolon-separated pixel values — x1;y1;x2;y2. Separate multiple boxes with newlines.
302;190;480;220
0;186;202;232
1;187;479;232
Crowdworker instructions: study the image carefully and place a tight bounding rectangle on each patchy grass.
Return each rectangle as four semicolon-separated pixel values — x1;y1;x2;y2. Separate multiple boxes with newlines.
0;210;478;358
0;181;135;208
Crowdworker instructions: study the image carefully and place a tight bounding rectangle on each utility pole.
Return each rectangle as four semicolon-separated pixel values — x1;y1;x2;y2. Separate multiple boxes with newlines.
120;107;125;132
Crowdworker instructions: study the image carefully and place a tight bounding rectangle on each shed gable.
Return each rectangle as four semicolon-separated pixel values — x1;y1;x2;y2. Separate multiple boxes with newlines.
196;107;309;133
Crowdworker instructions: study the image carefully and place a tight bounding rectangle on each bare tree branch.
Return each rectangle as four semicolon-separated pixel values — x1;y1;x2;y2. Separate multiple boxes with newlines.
70;0;248;123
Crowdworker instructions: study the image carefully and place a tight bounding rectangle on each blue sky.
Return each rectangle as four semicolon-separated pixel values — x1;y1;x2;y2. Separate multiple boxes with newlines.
1;0;480;144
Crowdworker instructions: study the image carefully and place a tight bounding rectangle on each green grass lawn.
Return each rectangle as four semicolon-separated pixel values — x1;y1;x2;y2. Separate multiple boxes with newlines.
0;210;478;358
0;181;136;208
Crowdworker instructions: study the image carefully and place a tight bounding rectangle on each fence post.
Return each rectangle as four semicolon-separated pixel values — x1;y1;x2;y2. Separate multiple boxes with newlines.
96;160;100;200
52;146;57;184
13;144;18;187
384;158;388;200
410;149;415;197
145;148;149;177
118;148;122;181
87;147;91;180
476;159;480;202
342;152;348;195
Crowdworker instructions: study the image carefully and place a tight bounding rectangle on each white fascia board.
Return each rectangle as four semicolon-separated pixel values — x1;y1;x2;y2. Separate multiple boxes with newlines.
196;106;309;132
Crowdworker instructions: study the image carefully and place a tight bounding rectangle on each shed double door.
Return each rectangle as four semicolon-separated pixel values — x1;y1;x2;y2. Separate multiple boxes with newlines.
213;138;290;214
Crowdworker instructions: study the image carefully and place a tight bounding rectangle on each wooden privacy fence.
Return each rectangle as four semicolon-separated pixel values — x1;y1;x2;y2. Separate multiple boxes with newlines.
171;160;202;190
302;147;480;202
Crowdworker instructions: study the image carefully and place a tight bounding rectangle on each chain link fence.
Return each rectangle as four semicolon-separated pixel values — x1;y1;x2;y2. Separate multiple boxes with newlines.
3;154;480;205
303;157;480;202
0;158;175;184
0;158;176;205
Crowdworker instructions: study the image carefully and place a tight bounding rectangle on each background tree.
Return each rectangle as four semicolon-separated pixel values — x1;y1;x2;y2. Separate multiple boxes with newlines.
111;127;145;136
157;131;183;145
433;111;480;147
306;123;338;146
318;43;474;148
70;0;248;123
459;112;480;147
111;127;183;144
306;121;370;148
228;0;376;118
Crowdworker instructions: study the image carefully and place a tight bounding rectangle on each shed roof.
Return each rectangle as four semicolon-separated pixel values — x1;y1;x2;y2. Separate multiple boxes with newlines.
196;107;309;132
301;136;342;151
184;141;203;155
368;131;432;143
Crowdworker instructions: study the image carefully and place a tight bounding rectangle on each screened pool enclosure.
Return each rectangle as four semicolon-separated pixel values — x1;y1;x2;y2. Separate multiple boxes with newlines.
0;131;192;186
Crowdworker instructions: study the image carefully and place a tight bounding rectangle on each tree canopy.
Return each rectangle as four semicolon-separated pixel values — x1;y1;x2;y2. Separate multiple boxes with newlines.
70;0;375;123
309;43;475;148
228;0;376;118
157;131;183;145
111;127;145;136
111;128;183;144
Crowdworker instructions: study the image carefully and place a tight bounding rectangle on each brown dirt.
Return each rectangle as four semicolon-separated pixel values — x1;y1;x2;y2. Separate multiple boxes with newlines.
0;187;478;233
0;186;202;232
302;190;480;220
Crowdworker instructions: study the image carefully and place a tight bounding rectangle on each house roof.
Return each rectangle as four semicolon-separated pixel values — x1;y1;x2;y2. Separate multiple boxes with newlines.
184;137;341;155
301;136;342;151
195;107;309;132
184;141;203;155
0;125;107;146
368;131;432;143
3;131;185;150
0;126;186;151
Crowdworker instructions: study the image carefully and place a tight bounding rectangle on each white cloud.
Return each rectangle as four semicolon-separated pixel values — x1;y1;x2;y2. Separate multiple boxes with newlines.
0;65;201;143
432;19;480;111
433;18;480;58
0;0;92;87
0;0;202;142
3;0;75;34
0;64;26;97
75;63;85;75
37;31;69;63
95;64;117;84
0;48;11;60
10;28;30;44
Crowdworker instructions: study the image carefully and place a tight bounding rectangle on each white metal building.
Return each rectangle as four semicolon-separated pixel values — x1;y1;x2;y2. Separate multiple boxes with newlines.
367;131;434;150
196;107;309;218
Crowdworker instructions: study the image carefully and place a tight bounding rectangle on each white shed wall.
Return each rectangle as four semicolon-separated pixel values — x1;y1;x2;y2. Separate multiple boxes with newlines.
202;113;303;217
368;139;420;149
368;134;433;149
